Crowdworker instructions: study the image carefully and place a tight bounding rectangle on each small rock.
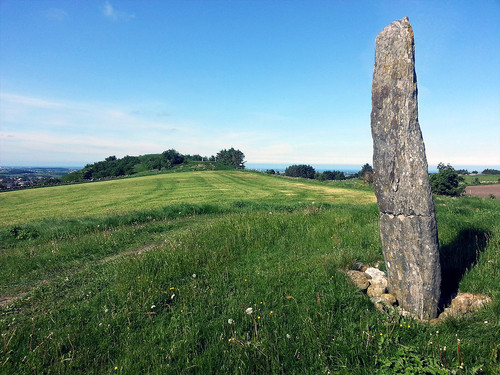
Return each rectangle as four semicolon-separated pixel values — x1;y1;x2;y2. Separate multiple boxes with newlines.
347;270;370;290
367;284;387;297
365;267;386;279
440;293;492;319
380;293;397;306
369;275;388;289
353;263;368;272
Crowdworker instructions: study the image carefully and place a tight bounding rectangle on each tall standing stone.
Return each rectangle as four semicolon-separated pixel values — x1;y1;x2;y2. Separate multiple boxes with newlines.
370;17;441;320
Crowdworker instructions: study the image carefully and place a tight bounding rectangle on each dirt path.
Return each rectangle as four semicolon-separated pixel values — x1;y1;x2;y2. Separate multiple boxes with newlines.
465;184;500;199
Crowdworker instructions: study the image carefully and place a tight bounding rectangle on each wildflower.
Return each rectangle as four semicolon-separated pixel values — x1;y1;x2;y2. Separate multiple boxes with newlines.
228;319;235;325
170;287;174;290
228;338;232;342
244;279;247;282
258;316;261;320
171;294;175;299
245;307;253;315
192;273;197;278
114;366;118;370
407;325;410;328
269;310;274;315
484;321;488;324
380;333;383;336
399;324;403;327
286;334;291;339
151;305;156;309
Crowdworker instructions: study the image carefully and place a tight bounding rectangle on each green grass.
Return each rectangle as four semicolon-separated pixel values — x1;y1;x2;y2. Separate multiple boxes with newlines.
462;174;500;185
0;170;374;226
1;171;499;374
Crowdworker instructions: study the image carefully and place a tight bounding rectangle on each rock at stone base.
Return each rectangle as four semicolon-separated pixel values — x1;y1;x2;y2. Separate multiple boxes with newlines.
439;293;492;319
353;262;369;272
367;284;387;297
365;267;386;279
380;293;397;306
346;270;370;290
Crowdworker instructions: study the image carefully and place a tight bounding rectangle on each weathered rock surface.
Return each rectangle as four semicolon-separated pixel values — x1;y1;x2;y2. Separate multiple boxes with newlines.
347;270;370;290
370;17;441;320
380;293;397;306
439;293;492;319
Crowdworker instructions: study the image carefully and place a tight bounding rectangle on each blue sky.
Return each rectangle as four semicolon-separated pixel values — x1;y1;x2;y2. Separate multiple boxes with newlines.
1;1;499;169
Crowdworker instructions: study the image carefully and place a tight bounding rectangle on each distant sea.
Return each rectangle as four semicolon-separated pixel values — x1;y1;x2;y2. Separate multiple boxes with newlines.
245;163;500;174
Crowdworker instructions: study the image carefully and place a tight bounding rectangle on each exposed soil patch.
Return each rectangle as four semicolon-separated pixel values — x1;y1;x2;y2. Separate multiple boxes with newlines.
465;184;500;199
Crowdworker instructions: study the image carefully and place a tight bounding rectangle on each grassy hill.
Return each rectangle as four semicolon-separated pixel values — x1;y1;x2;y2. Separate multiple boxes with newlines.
0;170;498;374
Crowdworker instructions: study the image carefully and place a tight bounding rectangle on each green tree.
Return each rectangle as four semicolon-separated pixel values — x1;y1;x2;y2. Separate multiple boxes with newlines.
285;164;315;179
358;163;373;184
162;149;184;169
429;163;465;196
216;148;245;169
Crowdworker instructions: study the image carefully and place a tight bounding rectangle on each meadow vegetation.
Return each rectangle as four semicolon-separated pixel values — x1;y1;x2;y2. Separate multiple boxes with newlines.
1;170;498;374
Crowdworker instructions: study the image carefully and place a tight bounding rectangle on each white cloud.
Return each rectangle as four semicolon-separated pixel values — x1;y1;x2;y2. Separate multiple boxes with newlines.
102;1;135;21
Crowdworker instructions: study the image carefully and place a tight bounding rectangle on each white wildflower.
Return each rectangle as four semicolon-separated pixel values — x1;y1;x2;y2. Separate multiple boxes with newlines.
245;307;253;315
286;334;291;339
192;273;197;278
171;294;175;299
151;305;156;309
228;319;235;325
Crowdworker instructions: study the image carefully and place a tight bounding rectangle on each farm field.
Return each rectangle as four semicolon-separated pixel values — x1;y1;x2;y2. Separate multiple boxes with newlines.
0;170;499;374
0;170;374;226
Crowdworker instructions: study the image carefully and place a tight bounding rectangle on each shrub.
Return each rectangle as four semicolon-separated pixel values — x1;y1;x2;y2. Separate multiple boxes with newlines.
429;163;465;196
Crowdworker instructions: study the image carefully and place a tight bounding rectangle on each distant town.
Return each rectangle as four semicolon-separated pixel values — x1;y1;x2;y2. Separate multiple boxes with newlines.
0;167;78;190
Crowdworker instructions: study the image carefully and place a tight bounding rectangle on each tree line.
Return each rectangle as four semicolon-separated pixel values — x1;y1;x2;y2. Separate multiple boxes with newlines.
265;163;374;182
60;148;245;182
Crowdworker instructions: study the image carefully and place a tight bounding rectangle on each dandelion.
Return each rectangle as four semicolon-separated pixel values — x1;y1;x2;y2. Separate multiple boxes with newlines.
407;325;410;328
380;333;383;336
269;311;274;315
228;338;232;342
245;307;253;315
258;316;261;320
228;319;235;325
400;324;403;327
170;287;174;290
114;366;118;370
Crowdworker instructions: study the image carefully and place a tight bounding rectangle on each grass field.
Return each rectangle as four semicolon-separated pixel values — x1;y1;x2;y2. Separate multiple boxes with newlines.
462;174;500;185
1;170;499;374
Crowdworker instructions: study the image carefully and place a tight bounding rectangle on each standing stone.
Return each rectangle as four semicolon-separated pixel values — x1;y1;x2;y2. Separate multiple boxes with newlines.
370;17;441;320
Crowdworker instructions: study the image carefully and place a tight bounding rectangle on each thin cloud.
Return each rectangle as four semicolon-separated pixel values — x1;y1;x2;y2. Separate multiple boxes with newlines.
102;1;135;21
44;8;68;21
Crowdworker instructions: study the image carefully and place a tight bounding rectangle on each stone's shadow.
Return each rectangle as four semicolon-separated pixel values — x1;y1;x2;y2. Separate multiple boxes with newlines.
439;228;490;311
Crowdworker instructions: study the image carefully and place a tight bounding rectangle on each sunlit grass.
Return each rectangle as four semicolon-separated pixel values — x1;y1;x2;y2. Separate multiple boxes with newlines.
0;170;374;226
